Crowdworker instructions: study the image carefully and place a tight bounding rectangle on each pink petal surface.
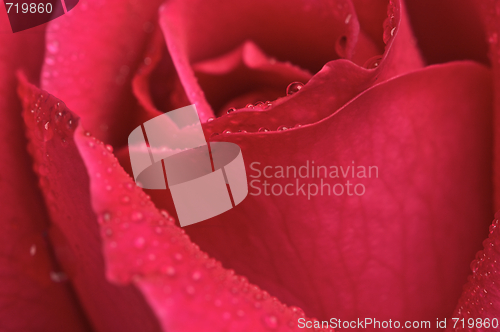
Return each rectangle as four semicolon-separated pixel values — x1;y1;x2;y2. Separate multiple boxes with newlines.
180;62;493;326
20;75;329;331
479;0;500;213
40;0;165;145
159;0;364;121
404;0;489;65
451;215;500;330
19;77;162;332
191;0;422;137
0;11;90;332
76;126;330;332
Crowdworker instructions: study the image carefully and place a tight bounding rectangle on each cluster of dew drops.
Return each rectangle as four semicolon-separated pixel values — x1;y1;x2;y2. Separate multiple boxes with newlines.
207;81;305;138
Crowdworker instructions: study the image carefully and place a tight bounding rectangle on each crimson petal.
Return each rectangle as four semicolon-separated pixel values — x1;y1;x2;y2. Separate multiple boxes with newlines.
186;62;493;323
40;0;165;145
0;12;91;331
19;76;163;332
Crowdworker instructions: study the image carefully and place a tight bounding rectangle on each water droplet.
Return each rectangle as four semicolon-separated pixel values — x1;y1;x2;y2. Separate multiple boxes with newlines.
286;82;304;96
105;185;112;191
345;14;352;24
106;144;113;152
290;306;305;317
121;196;130;204
227;108;236;114
258;127;269;132
364;55;383;69
277;125;289;131
47;40;59;54
30;244;37;256
192;271;202;281
163;266;176;276
262;315;279;329
186;286;195;295
383;1;397;44
246;103;254;109
223;130;232;134
134;237;145;249
489;33;498;45
102;212;111;222
131;212;143;222
45;57;55;66
207;117;214;122
174;253;183;261
50;271;68;282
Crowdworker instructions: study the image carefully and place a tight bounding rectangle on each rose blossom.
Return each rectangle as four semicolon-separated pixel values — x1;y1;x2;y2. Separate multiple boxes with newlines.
1;0;500;331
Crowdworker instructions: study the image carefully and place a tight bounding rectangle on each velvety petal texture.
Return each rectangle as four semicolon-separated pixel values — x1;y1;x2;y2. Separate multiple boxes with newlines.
0;10;90;332
452;215;500;329
76;125;330;331
183;62;493;325
19;77;163;332
41;0;165;145
160;0;366;121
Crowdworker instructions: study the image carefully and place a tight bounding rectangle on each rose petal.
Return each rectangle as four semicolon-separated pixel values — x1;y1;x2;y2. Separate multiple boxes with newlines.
19;77;163;332
183;62;493;321
451;214;500;327
20;74;330;331
76;125;331;331
0;11;91;332
405;0;489;65
163;0;422;137
41;0;165;145
193;40;313;115
159;0;363;120
478;0;500;213
132;26;191;119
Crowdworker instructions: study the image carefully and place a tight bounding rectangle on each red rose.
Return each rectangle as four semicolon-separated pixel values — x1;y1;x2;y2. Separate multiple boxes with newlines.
2;0;500;331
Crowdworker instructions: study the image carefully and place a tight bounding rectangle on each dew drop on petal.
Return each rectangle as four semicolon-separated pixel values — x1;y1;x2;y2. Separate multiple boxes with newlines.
286;82;304;96
262;315;279;329
134;237;145;249
131;212;143;222
227;108;236;114
207;117;214;122
186;286;195;295
192;271;202;281
277;125;289;131
258;127;269;132
47;40;59;54
363;55;383;69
